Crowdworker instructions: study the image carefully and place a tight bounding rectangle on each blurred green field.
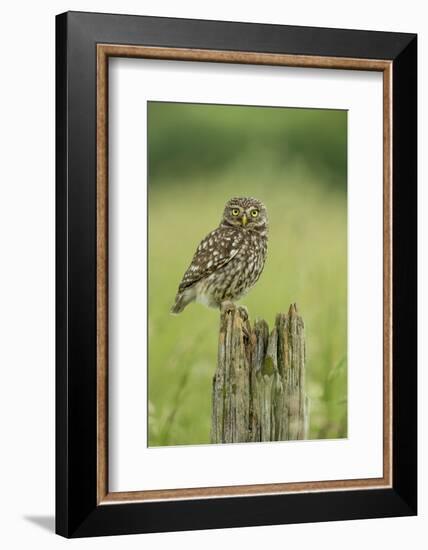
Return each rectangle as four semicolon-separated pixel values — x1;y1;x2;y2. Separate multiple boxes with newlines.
148;102;347;446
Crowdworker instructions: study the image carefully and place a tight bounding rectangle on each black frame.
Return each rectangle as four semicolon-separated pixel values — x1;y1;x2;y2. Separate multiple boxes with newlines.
56;11;417;538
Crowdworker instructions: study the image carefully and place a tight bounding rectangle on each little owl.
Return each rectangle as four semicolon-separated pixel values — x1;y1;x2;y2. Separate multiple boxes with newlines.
171;197;268;313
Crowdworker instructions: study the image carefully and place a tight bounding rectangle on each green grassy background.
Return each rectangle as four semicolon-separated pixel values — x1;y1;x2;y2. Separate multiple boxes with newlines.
148;102;347;446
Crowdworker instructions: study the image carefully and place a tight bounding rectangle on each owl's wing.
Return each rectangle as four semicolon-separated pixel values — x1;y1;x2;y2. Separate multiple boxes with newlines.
178;228;243;292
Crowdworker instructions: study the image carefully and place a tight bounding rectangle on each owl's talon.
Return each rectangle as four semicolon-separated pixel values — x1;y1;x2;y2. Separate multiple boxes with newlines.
220;300;235;313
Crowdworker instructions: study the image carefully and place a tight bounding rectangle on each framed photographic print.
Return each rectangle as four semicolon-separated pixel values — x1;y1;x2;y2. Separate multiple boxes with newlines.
56;11;417;538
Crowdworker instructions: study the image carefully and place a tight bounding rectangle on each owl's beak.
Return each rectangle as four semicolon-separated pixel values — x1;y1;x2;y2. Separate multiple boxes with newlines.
241;214;248;226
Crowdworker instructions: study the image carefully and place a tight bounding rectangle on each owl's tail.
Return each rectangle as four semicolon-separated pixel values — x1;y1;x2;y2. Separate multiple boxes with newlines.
170;289;194;315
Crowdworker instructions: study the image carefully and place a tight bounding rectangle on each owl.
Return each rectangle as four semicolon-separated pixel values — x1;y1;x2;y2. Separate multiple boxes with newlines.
171;197;268;313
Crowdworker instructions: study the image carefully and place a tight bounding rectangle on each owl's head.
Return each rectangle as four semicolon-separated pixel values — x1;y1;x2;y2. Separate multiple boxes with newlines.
221;197;268;232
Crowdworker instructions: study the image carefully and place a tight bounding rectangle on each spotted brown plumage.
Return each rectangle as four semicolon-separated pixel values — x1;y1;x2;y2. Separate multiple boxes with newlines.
171;197;268;313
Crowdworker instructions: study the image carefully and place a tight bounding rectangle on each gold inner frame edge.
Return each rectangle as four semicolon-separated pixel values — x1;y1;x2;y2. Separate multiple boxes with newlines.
96;44;393;505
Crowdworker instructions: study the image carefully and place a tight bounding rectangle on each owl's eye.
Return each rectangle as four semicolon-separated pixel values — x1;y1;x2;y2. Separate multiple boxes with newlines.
250;209;259;218
231;208;240;216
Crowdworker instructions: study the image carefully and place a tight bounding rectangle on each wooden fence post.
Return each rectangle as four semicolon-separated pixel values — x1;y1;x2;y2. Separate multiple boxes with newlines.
211;302;309;444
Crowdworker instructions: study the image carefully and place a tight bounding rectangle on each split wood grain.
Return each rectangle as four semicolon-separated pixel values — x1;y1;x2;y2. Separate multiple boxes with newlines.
211;302;309;443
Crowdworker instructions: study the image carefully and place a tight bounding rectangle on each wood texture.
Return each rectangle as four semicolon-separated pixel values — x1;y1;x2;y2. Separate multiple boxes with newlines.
96;42;109;505
99;44;391;71
212;303;308;444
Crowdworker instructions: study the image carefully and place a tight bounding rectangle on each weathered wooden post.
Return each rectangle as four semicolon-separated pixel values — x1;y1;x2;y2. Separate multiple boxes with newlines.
211;302;308;444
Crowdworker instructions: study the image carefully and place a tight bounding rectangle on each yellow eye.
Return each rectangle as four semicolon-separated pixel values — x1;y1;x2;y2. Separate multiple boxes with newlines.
231;208;240;216
250;209;259;218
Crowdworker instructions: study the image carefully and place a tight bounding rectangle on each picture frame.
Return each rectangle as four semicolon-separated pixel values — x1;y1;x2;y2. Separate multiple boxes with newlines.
56;11;417;538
